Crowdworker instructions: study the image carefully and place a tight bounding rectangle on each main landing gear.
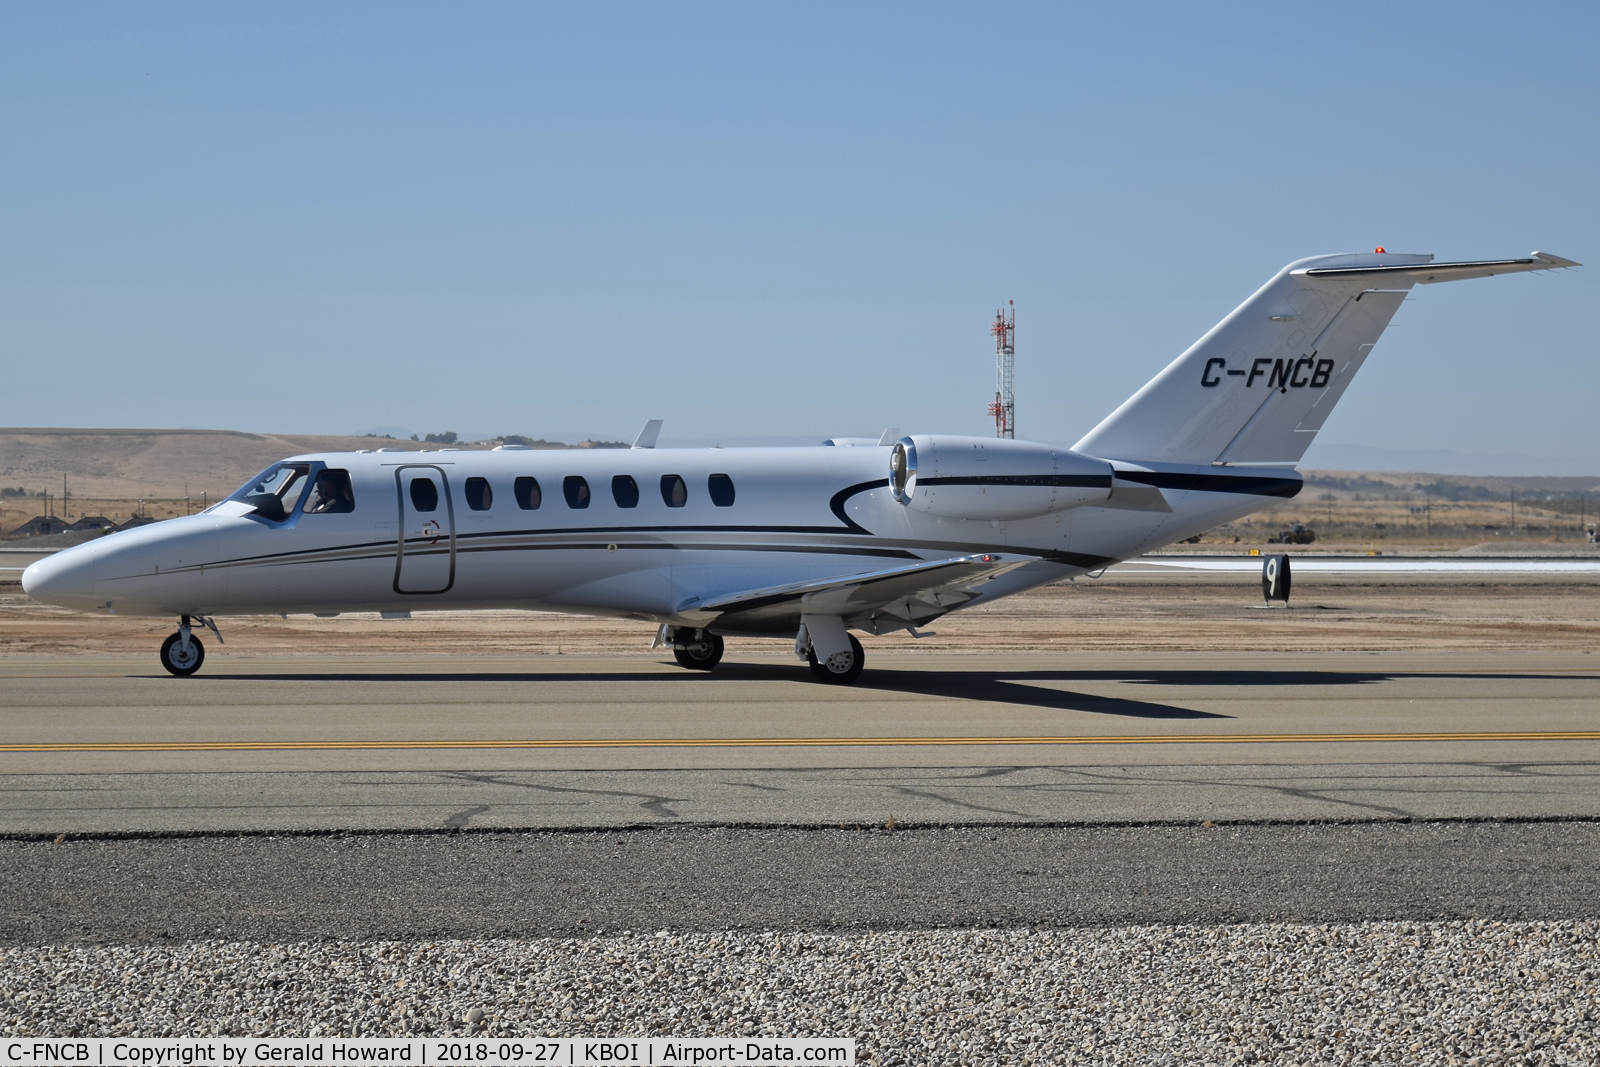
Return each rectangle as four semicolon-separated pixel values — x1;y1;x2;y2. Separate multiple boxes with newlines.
664;627;725;671
655;622;867;683
795;616;866;684
159;615;221;677
806;633;865;684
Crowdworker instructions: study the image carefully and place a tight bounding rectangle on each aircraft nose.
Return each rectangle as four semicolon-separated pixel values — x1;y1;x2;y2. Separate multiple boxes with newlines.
21;546;97;607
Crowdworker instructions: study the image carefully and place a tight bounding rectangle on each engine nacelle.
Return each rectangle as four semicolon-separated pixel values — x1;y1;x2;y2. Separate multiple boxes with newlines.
888;435;1113;521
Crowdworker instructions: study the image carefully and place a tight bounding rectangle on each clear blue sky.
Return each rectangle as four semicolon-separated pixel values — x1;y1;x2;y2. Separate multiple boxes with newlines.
2;3;1594;470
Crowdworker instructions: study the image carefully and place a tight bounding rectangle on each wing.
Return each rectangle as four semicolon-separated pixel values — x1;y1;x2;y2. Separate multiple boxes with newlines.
677;553;1035;635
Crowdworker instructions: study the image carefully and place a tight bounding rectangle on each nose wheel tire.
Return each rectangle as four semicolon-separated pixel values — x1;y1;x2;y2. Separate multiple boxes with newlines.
808;633;865;684
672;632;724;671
159;632;206;676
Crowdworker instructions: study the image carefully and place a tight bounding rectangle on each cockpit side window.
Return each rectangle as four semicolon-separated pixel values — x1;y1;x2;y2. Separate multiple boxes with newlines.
304;469;356;514
230;463;312;522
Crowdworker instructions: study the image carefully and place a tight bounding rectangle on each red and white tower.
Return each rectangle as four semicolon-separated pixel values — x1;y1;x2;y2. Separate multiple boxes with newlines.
988;300;1015;438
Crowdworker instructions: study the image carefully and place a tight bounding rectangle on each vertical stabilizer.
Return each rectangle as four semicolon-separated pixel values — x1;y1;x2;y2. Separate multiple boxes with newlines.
1072;251;1578;465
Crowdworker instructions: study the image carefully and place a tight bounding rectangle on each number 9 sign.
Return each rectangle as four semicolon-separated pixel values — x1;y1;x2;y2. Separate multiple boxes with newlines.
1261;553;1291;604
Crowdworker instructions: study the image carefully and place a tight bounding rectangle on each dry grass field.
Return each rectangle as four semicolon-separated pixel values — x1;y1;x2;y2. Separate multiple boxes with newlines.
1188;469;1600;550
0;429;435;503
0;428;623;531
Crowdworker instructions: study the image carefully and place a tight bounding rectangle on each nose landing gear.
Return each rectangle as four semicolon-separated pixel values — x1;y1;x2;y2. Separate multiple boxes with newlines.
159;615;221;676
160;625;204;676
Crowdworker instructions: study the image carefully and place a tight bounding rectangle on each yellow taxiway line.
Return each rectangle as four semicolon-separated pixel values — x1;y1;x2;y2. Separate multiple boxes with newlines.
4;731;1600;753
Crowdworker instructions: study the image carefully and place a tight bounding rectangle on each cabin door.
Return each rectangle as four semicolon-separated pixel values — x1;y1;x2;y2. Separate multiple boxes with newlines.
393;465;456;594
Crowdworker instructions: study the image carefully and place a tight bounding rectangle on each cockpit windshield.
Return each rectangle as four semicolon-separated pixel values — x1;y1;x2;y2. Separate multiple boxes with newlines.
230;463;312;522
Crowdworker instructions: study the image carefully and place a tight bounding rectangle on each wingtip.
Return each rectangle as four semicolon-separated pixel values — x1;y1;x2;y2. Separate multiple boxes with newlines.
1533;251;1582;268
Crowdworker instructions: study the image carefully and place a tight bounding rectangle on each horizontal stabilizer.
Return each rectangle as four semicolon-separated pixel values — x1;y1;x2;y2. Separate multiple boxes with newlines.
1297;252;1580;285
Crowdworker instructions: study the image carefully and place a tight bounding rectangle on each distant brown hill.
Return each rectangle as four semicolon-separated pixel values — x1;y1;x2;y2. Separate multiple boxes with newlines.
5;427;1593;510
0;428;615;500
1303;469;1600;500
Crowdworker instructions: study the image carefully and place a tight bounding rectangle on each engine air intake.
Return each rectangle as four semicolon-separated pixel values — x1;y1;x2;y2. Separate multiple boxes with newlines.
888;435;1113;521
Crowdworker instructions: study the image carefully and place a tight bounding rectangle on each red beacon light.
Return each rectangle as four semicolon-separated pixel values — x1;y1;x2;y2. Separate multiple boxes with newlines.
1374;247;1386;253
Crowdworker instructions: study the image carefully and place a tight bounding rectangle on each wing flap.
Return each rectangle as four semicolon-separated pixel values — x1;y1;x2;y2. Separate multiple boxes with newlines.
684;553;1033;631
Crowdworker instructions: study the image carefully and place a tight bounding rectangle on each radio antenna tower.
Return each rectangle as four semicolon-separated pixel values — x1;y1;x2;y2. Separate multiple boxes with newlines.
988;300;1015;438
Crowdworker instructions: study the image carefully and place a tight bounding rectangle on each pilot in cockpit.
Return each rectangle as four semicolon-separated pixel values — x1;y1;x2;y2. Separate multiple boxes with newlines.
304;469;356;514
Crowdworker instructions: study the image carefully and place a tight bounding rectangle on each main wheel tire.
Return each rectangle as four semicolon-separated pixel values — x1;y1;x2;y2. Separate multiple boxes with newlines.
672;631;724;671
159;631;205;676
807;633;864;684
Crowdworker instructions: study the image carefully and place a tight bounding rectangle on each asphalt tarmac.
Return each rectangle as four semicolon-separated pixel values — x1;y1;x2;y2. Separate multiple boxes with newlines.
4;821;1598;944
3;648;1598;943
2;650;1597;833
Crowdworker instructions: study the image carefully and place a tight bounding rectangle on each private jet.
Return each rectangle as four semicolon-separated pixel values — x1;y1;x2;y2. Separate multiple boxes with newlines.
23;250;1580;681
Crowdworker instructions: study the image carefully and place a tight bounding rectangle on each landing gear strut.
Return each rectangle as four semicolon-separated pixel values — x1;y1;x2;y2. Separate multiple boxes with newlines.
668;627;724;671
159;615;205;677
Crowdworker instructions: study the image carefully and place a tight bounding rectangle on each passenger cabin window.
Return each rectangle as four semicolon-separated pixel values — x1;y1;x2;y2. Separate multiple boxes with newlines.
612;475;639;508
708;473;735;507
660;475;687;507
304;469;355;514
464;477;493;511
563;476;590;509
410;477;439;512
234;463;311;522
514;476;541;510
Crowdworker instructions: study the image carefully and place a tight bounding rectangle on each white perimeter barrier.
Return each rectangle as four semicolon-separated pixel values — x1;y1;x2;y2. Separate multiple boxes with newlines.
1130;557;1600;575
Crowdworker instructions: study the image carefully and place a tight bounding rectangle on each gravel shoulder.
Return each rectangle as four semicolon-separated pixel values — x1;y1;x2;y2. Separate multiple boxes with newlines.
4;922;1596;1064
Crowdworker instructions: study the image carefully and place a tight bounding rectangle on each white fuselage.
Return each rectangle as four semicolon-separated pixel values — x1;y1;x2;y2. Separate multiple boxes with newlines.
22;443;1297;633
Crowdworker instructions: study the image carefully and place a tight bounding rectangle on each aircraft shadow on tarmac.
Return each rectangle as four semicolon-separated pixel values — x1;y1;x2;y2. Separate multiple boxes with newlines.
1040;669;1598;686
168;663;1594;721
154;663;1223;720
850;669;1228;719
850;667;1598;717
